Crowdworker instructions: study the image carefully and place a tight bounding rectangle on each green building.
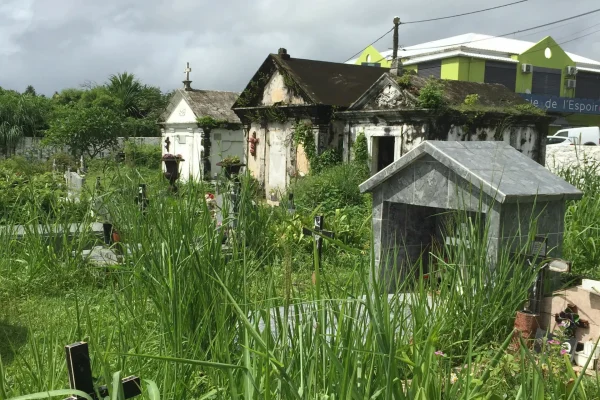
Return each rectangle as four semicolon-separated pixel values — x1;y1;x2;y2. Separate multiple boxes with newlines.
348;33;600;133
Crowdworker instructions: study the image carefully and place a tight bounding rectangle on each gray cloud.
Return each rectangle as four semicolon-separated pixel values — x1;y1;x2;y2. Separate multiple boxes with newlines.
1;0;599;95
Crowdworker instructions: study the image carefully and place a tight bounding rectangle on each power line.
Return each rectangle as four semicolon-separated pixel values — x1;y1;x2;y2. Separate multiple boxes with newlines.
343;0;529;63
401;0;528;25
398;8;600;53
343;27;394;63
370;28;600;67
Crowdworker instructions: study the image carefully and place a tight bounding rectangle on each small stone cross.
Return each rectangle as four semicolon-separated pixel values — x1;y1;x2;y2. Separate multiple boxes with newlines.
184;62;192;81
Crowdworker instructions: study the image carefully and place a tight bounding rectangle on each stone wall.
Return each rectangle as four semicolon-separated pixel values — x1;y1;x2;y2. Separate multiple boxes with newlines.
3;137;161;161
545;145;600;173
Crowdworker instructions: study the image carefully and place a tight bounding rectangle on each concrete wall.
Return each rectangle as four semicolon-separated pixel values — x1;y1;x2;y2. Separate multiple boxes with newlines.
246;119;314;201
545;145;600;174
541;285;600;344
343;120;543;173
3;136;161;161
162;125;244;182
262;71;305;106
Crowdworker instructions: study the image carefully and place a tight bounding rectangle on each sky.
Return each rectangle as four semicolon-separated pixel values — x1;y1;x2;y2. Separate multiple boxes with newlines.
1;0;600;96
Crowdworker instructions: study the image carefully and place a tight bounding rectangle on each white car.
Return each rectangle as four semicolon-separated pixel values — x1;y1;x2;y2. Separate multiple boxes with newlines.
553;127;600;146
547;136;573;146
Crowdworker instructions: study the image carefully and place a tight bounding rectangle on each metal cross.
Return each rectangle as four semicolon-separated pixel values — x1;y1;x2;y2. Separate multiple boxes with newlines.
303;215;334;269
164;136;171;152
64;342;141;400
184;62;192;81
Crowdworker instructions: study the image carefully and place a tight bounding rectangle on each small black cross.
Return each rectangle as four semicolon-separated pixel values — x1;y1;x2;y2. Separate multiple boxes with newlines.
303;215;334;269
164;137;171;153
64;342;141;400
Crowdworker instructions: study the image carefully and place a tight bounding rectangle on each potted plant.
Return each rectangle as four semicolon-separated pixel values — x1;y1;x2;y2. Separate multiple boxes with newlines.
216;155;245;178
162;153;184;192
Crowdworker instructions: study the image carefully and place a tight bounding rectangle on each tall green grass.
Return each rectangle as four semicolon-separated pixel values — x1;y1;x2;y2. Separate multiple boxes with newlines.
0;161;599;399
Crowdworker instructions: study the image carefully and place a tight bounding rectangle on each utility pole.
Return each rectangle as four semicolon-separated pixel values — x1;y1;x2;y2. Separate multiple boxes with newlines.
392;16;400;61
391;16;402;76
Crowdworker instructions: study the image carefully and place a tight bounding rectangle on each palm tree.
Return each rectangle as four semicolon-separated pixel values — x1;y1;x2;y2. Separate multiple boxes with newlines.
106;72;143;118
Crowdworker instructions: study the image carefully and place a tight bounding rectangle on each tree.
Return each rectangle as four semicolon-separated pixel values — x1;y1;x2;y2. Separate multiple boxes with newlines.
43;105;124;158
24;85;37;96
107;72;143;118
0;91;52;155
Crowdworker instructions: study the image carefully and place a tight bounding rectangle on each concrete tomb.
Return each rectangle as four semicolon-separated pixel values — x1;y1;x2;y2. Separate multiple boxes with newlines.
360;140;583;292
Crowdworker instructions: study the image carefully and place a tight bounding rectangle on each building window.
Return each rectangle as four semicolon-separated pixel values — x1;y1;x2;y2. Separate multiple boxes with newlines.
575;71;600;100
366;54;372;63
417;60;442;79
532;67;562;96
484;61;517;91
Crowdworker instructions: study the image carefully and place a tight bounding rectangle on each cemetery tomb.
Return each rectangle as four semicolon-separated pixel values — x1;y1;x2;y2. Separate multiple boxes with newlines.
64;170;85;202
360;141;583;292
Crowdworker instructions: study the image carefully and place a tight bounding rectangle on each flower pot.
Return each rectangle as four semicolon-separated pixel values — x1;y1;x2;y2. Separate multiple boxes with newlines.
162;158;183;192
216;162;245;179
512;310;540;350
112;231;121;243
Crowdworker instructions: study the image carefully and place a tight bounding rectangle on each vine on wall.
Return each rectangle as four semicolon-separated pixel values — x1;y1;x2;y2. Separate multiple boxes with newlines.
293;122;341;174
354;131;369;164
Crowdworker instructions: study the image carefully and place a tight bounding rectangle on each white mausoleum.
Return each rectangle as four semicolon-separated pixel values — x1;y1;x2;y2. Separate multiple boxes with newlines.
161;64;244;181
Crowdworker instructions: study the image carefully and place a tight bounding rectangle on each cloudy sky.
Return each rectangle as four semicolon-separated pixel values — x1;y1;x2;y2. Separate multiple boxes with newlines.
1;0;599;96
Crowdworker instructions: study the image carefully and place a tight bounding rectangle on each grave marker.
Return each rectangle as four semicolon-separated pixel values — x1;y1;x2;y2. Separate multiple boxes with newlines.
64;169;85;202
303;215;334;274
136;184;149;214
64;342;141;400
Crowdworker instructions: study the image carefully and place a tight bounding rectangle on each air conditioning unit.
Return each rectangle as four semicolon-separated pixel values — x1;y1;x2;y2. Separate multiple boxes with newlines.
567;79;577;89
567;66;578;76
522;64;533;73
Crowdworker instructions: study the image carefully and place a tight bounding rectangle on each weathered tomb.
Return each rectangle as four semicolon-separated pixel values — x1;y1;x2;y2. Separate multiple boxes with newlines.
360;140;583;291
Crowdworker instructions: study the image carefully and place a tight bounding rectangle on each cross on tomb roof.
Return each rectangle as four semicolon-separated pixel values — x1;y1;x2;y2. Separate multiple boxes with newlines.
184;62;192;81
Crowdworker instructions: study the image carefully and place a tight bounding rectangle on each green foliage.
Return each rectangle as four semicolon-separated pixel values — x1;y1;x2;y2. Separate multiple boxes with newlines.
0;91;52;154
353;131;369;164
508;102;547;116
556;157;600;278
418;78;446;109
218;155;241;166
0;158;87;224
396;73;413;89
292;122;342;173
123;141;162;169
464;93;479;106
47;152;78;172
291;161;370;214
43;105;124;158
196;116;230;131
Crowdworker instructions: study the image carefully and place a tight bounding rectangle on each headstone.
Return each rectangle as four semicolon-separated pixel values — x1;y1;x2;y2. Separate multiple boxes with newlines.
64;170;85;202
79;156;87;175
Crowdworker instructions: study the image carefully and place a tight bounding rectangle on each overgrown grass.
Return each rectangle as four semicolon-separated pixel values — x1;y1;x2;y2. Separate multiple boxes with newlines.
0;160;599;399
554;152;600;279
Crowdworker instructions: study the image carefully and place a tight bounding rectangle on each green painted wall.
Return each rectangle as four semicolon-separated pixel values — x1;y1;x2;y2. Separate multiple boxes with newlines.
441;58;460;80
403;64;417;73
423;57;486;82
354;45;391;67
463;57;485;83
516;36;575;97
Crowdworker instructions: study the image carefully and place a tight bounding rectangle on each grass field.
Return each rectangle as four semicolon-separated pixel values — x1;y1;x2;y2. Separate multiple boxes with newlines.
0;156;599;399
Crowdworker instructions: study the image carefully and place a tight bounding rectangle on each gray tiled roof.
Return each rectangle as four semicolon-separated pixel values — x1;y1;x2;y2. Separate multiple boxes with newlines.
162;88;241;123
360;141;583;203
